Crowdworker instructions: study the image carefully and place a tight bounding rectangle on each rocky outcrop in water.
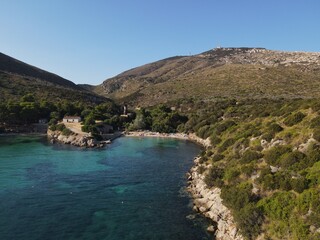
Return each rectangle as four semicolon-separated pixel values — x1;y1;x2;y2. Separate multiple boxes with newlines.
187;157;244;240
47;129;109;148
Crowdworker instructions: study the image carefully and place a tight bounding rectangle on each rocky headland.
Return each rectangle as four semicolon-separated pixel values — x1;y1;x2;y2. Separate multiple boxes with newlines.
47;129;121;148
48;129;99;147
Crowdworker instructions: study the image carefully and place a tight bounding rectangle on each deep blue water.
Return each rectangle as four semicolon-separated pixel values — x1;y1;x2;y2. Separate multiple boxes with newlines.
0;135;210;240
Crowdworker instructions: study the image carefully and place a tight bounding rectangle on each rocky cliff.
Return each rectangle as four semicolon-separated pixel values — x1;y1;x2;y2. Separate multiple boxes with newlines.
185;135;244;240
188;156;244;240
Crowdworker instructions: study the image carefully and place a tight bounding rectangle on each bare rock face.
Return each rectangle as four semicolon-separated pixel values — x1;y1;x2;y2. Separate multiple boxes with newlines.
297;138;316;152
187;157;244;240
261;138;286;150
47;129;103;148
188;133;212;148
201;47;320;67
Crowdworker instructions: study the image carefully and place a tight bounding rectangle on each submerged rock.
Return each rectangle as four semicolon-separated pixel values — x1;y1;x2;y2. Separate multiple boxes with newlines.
207;225;216;233
186;214;196;220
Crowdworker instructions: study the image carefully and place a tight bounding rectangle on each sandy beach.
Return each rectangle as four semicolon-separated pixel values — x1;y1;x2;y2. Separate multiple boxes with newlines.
124;131;211;148
124;131;188;139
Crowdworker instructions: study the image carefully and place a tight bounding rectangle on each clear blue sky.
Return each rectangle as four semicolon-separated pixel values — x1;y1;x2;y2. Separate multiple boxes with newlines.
1;0;319;85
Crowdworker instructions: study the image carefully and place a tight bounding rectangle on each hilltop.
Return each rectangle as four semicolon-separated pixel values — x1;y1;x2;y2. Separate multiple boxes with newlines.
99;47;320;106
0;52;106;103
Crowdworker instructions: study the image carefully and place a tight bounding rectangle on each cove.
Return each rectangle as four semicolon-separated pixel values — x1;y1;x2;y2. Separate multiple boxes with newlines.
0;135;211;240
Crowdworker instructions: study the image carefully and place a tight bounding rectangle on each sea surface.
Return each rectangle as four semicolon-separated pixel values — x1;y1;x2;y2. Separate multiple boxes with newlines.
0;135;211;240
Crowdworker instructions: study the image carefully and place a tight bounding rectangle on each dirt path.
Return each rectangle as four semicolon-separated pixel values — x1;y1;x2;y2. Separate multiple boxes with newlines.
63;122;89;136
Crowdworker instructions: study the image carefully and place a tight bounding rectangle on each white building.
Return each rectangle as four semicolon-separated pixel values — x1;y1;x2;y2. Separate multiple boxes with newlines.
63;116;82;123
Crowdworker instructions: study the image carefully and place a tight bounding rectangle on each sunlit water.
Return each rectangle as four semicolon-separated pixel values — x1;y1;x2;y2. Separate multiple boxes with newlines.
0;135;211;240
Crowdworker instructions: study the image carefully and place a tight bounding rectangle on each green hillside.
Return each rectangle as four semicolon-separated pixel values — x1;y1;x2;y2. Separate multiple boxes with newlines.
178;98;320;239
99;48;320;106
96;47;320;239
132;98;320;239
0;52;106;103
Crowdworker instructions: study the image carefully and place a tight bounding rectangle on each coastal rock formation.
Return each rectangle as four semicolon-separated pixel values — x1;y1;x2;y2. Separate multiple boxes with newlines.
188;157;244;240
188;133;211;148
47;129;104;148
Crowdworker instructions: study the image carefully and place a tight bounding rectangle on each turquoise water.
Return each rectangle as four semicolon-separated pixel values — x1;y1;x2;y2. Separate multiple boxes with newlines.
0;135;211;240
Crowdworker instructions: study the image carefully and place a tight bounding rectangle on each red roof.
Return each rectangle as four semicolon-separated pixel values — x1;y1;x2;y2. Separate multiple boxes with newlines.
63;116;81;119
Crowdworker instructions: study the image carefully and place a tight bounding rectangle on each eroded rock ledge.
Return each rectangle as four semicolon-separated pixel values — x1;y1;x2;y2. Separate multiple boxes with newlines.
187;157;244;240
47;129;112;148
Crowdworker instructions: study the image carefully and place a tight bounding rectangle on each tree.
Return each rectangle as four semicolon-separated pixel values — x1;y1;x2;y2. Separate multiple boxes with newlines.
221;183;253;211
258;191;296;221
95;102;119;116
21;93;35;102
240;150;263;164
204;166;224;188
6;101;21;123
84;114;96;125
39;100;55;118
280;151;306;169
130;112;147;130
283;111;306;126
264;145;292;165
19;102;39;123
0;103;8;122
50;111;60;121
234;203;263;240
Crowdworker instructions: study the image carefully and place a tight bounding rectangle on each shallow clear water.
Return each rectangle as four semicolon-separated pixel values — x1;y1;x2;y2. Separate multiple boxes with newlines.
0;135;211;240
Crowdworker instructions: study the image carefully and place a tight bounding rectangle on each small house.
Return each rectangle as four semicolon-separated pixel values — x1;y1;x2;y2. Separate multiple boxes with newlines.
63;116;82;123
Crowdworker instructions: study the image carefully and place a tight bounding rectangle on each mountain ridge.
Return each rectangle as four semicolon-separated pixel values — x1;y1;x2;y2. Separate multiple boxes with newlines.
0;52;79;89
98;47;320;106
0;52;106;103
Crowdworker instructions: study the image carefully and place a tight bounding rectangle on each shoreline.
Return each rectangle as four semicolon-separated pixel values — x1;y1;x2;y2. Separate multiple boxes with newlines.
47;129;123;148
124;131;242;239
126;131;242;239
124;131;189;140
124;131;211;148
3;130;241;239
0;132;47;136
187;157;243;240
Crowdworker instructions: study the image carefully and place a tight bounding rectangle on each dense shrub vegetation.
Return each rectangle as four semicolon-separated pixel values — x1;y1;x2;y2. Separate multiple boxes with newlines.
127;105;187;133
0;94;97;125
0;94;131;140
283;111;306;126
171;98;320;239
2;93;320;239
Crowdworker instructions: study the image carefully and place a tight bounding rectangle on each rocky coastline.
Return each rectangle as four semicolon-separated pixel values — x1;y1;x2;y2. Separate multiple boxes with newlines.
126;131;243;239
185;134;243;240
187;156;244;240
47;129;122;148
